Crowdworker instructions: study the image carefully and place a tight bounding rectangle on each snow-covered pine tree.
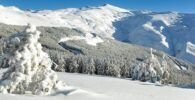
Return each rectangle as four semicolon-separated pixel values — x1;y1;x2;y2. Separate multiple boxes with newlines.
132;48;169;83
83;58;95;74
0;24;63;95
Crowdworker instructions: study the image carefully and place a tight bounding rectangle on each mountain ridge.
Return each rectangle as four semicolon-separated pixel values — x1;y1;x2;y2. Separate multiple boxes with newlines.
0;4;195;63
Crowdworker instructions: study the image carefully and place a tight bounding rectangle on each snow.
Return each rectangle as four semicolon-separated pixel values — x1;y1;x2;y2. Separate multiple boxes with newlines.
111;10;195;63
0;4;195;64
143;13;179;48
0;24;64;95
0;4;194;100
186;42;195;56
143;22;169;48
0;70;194;100
130;48;171;83
59;33;104;46
150;12;180;26
0;4;131;38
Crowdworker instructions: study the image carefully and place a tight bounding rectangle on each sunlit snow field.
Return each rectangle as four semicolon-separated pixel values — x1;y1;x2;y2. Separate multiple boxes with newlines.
0;69;194;100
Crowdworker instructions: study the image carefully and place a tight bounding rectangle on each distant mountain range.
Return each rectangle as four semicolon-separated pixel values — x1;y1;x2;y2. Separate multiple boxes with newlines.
0;4;195;64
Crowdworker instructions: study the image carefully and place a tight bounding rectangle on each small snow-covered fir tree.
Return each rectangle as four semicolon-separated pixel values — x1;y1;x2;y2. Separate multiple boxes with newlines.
0;24;62;95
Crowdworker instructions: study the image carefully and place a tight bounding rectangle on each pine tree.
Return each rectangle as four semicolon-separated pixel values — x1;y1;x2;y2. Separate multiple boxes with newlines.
0;24;64;95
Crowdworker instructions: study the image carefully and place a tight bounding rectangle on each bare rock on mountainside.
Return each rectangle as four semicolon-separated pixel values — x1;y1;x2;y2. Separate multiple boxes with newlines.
0;24;64;95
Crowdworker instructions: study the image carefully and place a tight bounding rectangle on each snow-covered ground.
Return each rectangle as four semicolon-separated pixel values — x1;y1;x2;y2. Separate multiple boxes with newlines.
0;69;194;100
59;33;104;46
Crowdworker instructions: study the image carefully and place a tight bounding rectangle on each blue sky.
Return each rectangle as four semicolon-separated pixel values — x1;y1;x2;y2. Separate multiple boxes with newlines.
0;0;194;13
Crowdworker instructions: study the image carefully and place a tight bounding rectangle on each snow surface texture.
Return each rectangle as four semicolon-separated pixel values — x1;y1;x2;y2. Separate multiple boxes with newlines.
0;24;64;95
186;42;195;56
0;4;130;38
112;12;195;63
0;71;194;100
59;33;104;46
0;4;195;63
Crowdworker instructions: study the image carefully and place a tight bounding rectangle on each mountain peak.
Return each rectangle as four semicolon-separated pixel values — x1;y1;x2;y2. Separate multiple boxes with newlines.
102;4;114;7
99;4;129;12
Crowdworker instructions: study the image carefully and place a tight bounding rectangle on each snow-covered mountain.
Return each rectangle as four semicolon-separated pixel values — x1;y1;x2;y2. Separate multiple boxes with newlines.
0;4;130;37
114;12;195;64
0;4;195;63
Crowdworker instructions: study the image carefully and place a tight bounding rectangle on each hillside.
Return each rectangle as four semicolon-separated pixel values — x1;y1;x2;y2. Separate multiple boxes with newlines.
0;4;195;63
0;24;195;86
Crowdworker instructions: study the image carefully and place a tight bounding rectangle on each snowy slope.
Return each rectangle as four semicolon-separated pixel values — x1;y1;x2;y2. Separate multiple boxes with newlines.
59;33;104;46
114;12;195;63
0;4;195;63
0;4;131;37
0;69;194;100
